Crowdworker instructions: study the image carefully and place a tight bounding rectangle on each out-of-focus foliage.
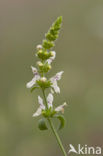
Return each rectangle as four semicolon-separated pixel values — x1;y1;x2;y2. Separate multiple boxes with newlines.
0;0;103;156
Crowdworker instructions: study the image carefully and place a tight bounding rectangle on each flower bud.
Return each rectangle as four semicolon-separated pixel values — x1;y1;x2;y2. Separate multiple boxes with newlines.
40;77;47;82
50;51;55;57
37;77;51;89
37;50;42;56
37;61;43;67
43;40;54;50
36;45;42;50
47;64;51;70
37;50;50;60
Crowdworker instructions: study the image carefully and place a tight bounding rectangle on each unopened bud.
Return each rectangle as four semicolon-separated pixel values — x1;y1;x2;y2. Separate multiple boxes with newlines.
50;51;54;57
40;77;47;82
37;61;43;67
48;65;51;70
36;45;42;50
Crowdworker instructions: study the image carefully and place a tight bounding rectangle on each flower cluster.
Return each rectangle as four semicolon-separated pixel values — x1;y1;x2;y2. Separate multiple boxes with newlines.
33;93;67;117
26;16;67;128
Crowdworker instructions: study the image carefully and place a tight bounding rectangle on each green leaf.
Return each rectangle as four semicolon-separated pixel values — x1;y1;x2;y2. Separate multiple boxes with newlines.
38;118;48;130
31;86;39;93
56;115;65;130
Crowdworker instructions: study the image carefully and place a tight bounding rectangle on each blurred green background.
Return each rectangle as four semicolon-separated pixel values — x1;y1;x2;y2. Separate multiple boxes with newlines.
0;0;103;156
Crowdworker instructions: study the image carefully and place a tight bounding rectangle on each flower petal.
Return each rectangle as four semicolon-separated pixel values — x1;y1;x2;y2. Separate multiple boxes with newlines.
32;107;42;117
26;66;40;88
51;71;64;81
26;77;37;88
51;88;54;94
47;93;53;108
51;80;60;93
38;96;45;109
50;71;64;93
55;102;67;113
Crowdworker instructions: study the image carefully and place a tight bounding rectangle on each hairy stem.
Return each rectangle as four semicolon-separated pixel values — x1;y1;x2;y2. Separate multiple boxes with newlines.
42;89;67;156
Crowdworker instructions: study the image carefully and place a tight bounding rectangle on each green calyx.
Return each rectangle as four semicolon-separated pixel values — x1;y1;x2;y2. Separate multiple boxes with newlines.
37;78;52;89
46;33;58;41
42;108;56;118
43;40;54;50
37;50;52;60
37;61;51;73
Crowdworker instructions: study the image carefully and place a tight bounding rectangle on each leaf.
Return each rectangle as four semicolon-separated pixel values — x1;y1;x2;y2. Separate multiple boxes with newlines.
56;115;65;130
38;118;48;130
31;86;39;93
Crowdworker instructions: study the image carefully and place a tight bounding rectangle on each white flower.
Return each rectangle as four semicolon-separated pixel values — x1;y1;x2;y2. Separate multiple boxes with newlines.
31;66;38;74
55;102;67;113
33;94;53;117
38;96;45;110
46;51;56;64
47;93;53;108
33;93;67;117
32;107;42;117
26;66;40;88
32;96;45;117
50;71;64;93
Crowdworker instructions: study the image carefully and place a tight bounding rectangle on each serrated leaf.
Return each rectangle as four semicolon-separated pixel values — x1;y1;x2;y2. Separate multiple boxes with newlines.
38;118;48;130
56;115;65;130
31;86;39;93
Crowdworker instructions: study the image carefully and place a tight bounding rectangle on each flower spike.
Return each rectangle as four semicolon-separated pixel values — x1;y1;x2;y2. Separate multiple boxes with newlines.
26;16;68;156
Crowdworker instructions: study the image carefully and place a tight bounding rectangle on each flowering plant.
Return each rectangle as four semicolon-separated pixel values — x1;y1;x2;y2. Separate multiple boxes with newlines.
26;16;67;156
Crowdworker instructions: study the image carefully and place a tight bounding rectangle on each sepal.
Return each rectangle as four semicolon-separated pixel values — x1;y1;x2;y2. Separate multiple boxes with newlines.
37;78;52;89
42;108;56;118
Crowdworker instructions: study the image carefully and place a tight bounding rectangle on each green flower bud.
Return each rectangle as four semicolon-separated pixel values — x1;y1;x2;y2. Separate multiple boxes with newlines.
37;50;43;58
47;64;51;70
46;33;58;41
38;62;51;73
43;40;54;50
37;50;51;60
50;28;58;36
50;51;55;57
37;78;52;89
37;61;43;67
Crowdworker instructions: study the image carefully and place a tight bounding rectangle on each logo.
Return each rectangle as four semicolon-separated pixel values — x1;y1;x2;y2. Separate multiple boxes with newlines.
68;144;102;155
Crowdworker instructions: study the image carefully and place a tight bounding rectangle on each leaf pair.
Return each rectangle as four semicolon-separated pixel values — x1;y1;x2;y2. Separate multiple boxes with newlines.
38;115;65;131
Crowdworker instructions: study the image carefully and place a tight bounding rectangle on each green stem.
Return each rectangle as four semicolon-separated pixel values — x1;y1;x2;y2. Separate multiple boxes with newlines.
42;89;67;156
42;88;48;109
